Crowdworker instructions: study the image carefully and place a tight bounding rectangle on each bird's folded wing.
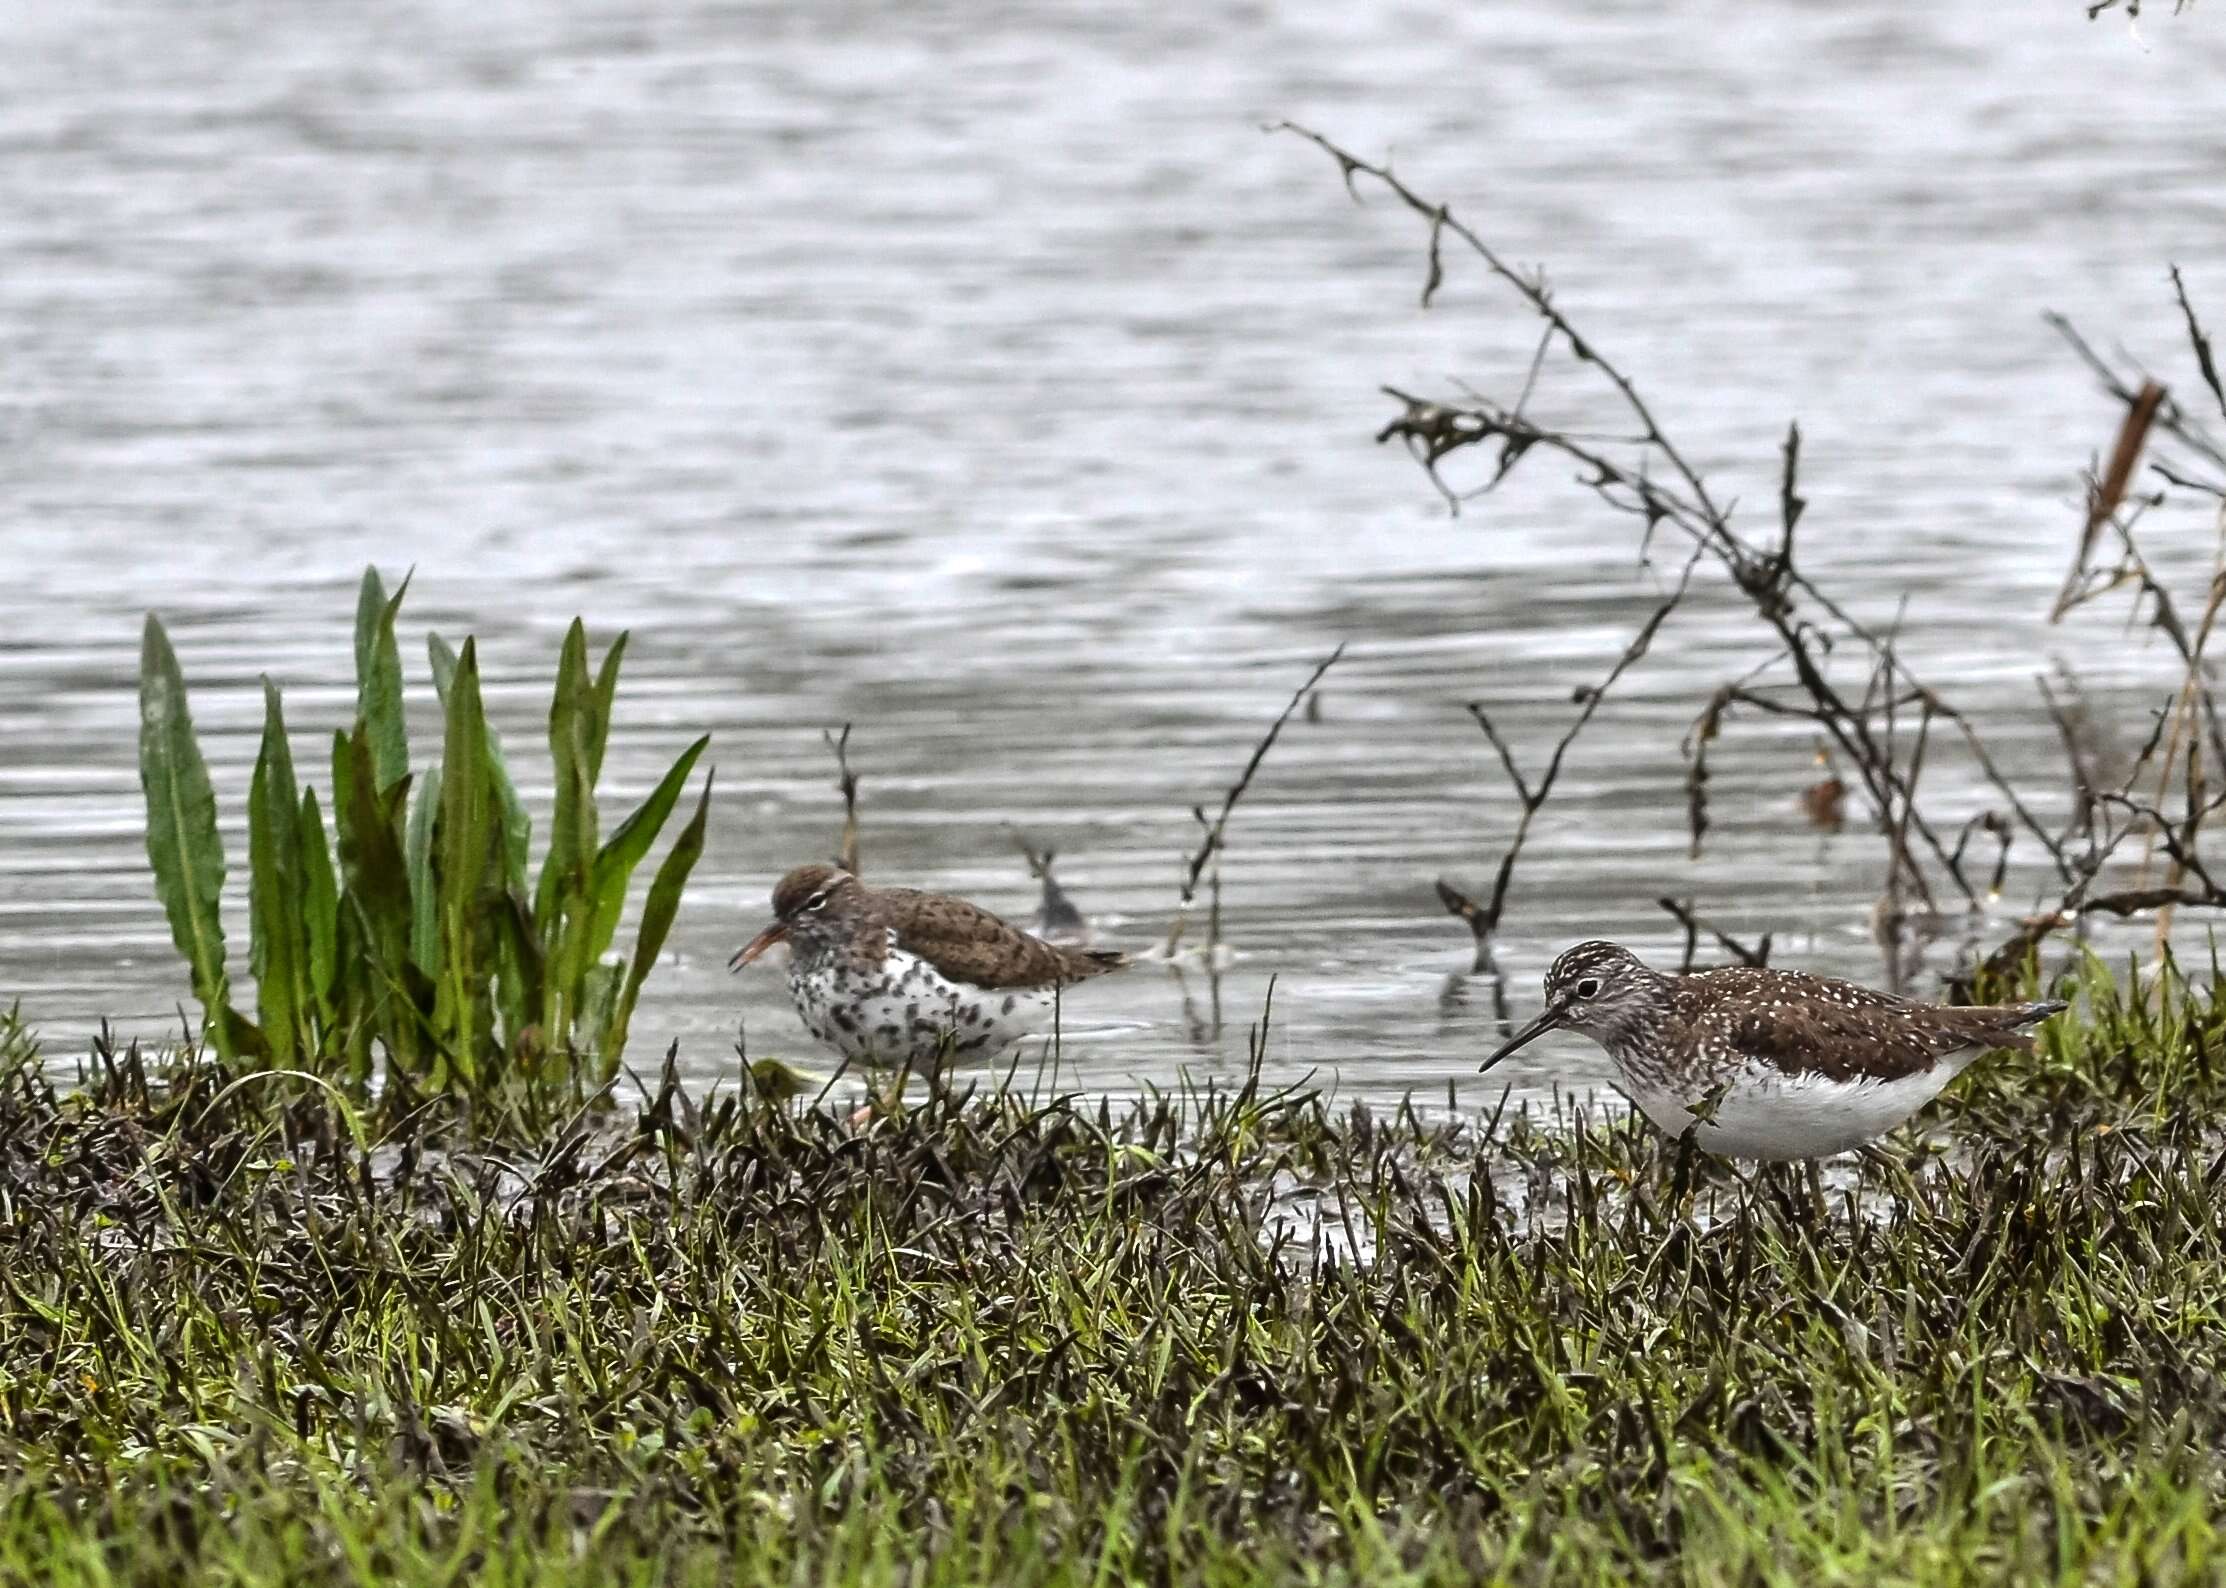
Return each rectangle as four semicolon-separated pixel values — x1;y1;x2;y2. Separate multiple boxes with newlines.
882;889;1072;989
1726;1002;2037;1082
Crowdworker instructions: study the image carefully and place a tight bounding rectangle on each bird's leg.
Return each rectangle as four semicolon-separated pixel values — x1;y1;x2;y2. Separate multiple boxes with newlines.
1668;1128;1702;1219
849;1054;916;1129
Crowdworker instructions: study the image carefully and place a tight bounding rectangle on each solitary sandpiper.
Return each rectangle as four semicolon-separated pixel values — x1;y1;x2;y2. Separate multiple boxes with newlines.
1480;941;2067;1160
731;864;1128;1076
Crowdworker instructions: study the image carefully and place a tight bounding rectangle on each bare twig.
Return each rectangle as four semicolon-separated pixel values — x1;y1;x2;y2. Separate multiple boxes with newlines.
1162;645;1344;955
2054;379;2166;621
1284;124;1991;908
1286;120;2226;978
822;724;861;875
1461;557;1698;944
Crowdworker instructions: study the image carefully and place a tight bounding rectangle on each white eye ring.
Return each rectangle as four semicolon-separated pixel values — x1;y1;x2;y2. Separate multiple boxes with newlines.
1574;977;1601;999
803;893;829;913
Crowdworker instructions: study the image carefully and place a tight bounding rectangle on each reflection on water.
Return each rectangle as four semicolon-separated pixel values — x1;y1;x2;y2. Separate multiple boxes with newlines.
1;1;2222;1105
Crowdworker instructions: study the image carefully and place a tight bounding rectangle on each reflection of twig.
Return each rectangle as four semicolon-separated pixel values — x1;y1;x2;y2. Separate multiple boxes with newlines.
1009;831;1090;945
1433;877;1495;974
822;724;860;875
1162;646;1343;956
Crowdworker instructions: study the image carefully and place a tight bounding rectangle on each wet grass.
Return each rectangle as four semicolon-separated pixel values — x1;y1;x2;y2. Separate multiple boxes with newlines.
1;955;2225;1586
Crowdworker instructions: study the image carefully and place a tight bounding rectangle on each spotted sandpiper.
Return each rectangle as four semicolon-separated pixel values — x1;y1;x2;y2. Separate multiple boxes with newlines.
1480;941;2067;1160
730;864;1127;1077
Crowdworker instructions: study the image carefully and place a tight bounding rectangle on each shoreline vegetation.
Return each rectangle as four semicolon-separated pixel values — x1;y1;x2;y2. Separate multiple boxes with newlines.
1;952;2223;1585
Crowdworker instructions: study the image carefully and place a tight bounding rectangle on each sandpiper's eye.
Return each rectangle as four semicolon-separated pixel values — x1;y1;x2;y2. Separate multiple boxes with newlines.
803;893;830;913
1574;977;1601;999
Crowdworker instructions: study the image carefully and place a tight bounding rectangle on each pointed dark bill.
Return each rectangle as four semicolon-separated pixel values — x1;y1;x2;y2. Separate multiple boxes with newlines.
729;919;789;971
1478;1002;1566;1075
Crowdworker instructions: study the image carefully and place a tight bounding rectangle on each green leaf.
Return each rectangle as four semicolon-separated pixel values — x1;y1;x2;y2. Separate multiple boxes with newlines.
588;631;629;783
431;632;531;893
137;616;231;1052
536;621;602;1040
576;961;621;1061
247;678;307;1063
434;639;498;1082
584;734;710;966
602;769;713;1070
490;888;544;1057
336;725;418;1061
353;566;412;796
406;762;442;977
299;787;339;1021
535;623;595;926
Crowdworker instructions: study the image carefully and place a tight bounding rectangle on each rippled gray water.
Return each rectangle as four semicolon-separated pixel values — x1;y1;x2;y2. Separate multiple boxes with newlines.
2;2;2222;1104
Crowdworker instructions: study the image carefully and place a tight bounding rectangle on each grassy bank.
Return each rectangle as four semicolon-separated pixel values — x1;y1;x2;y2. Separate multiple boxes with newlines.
1;954;2224;1586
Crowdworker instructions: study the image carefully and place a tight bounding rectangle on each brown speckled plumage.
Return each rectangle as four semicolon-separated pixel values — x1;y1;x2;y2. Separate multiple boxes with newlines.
735;864;1126;1073
762;864;1125;990
1482;940;2069;1159
1536;940;2062;1089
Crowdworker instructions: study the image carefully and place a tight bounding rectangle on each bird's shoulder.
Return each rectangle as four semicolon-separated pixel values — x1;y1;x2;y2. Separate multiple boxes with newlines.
876;887;1075;990
1671;966;1976;1081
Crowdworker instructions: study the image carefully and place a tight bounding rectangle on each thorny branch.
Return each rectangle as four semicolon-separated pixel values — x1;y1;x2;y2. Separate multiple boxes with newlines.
1281;122;2226;987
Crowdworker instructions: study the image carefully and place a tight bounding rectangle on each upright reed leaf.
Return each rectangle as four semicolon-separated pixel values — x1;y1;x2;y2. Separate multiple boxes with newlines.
434;639;498;1081
337;725;419;1063
584;734;711;966
539;621;602;1039
137;616;233;1053
298;787;339;1023
588;631;629;782
405;765;442;976
602;770;714;1069
431;632;531;893
247;680;308;1063
352;567;411;796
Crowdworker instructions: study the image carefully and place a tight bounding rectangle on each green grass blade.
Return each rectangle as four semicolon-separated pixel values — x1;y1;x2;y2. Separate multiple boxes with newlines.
431;632;531;894
247;679;306;1064
352;566;412;796
583;734;710;966
601;769;712;1070
137;615;232;1051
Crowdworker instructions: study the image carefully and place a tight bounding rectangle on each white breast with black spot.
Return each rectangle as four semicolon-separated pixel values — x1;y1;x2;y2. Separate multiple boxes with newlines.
788;931;1060;1069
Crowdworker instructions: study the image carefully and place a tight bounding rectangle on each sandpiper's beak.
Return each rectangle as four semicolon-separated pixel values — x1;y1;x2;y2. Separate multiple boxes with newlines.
729;919;789;971
1478;1000;1568;1075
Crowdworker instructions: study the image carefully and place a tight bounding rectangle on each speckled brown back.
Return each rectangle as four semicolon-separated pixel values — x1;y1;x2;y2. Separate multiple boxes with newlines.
873;887;1126;991
1672;966;2059;1083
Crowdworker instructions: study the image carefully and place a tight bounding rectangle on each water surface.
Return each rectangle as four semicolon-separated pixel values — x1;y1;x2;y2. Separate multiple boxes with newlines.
2;1;2222;1104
